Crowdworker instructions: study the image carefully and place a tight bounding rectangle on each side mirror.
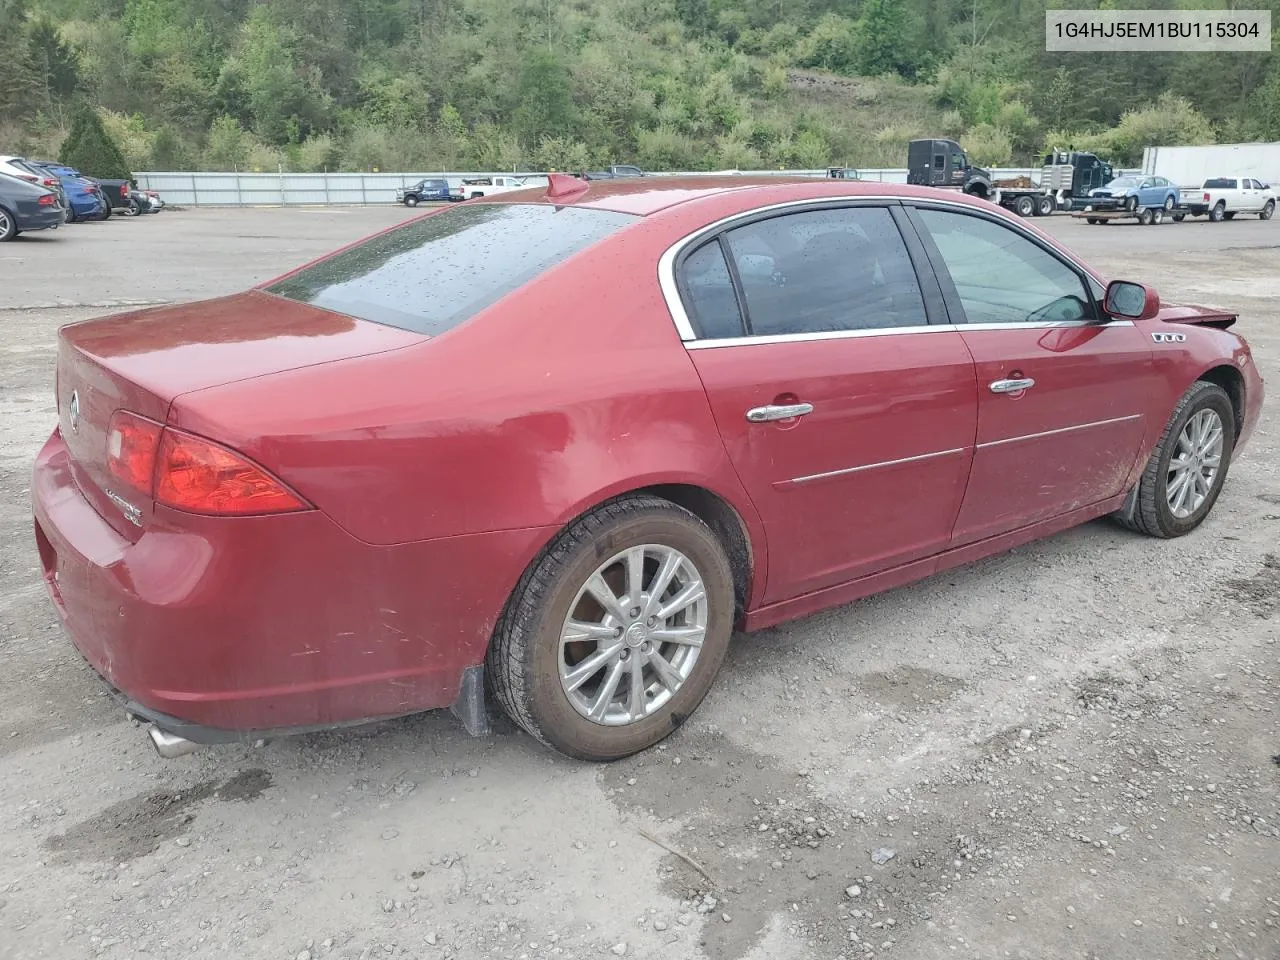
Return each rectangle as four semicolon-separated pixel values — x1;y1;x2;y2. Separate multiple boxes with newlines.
1104;280;1160;321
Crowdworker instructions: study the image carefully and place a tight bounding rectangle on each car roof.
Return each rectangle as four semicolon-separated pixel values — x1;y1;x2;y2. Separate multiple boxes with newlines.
481;175;1001;217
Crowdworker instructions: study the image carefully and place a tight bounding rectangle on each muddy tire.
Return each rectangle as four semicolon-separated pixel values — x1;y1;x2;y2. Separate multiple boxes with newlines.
1114;381;1235;539
487;495;734;761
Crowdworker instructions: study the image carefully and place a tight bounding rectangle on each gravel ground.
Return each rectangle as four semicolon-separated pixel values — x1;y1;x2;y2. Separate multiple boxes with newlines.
1;206;1277;960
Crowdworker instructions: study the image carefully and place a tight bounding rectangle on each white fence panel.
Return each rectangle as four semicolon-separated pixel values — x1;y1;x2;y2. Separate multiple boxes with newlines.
135;166;1135;206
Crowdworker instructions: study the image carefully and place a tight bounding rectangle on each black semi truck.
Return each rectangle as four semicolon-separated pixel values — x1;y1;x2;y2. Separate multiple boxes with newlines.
906;139;1115;216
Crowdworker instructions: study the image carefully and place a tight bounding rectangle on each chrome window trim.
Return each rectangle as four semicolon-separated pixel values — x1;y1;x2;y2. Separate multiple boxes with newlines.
785;447;967;486
657;193;1106;344
684;319;1133;350
975;414;1143;450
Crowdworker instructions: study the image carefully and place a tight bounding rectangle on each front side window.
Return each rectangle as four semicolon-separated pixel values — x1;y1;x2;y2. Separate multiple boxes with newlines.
266;203;636;335
717;206;928;336
916;208;1095;326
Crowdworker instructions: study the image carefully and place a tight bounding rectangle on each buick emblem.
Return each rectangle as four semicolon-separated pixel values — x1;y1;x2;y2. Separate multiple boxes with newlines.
67;390;80;433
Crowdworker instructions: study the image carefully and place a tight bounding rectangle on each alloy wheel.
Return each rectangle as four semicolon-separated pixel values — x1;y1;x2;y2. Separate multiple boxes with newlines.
557;544;707;726
1166;408;1224;519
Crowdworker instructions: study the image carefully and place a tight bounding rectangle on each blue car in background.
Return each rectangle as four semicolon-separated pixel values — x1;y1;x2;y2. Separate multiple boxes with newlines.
1088;174;1179;214
28;161;108;222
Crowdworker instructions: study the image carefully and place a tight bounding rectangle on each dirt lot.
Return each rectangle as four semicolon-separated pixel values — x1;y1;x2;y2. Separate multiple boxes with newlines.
1;206;1276;960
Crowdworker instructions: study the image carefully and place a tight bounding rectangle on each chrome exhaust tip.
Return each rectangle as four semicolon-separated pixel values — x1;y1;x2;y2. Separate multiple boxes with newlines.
147;725;200;759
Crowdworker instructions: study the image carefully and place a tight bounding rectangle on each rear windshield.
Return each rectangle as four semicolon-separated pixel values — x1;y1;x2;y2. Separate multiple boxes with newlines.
264;203;637;335
1203;178;1237;189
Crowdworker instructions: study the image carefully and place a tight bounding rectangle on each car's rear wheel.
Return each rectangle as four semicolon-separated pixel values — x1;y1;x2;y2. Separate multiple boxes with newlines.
1037;195;1055;216
1014;196;1035;217
487;495;734;761
1209;201;1226;222
1114;381;1235;538
0;207;15;242
1261;200;1275;220
1173;213;1186;222
123;198;140;217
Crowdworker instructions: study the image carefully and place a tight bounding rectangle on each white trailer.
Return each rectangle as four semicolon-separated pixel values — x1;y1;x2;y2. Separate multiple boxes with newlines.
1142;142;1280;188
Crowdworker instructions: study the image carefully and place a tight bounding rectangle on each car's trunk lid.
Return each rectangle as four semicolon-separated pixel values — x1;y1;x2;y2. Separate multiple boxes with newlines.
56;291;424;539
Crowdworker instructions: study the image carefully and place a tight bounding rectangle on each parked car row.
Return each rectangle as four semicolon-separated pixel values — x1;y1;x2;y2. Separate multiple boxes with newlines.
394;168;646;207
0;155;166;241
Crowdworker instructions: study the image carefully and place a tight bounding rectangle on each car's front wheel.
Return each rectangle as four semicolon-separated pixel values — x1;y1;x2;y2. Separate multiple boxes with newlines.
1163;194;1175;211
488;495;734;761
404;196;418;207
1115;381;1235;538
1261;200;1275;220
1125;195;1138;212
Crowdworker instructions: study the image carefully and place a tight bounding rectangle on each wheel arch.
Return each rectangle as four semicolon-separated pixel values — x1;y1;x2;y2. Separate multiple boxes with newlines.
532;478;765;623
1196;363;1245;438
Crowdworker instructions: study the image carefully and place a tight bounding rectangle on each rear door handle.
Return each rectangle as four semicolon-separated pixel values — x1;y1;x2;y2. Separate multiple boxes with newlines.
989;377;1035;394
746;402;814;423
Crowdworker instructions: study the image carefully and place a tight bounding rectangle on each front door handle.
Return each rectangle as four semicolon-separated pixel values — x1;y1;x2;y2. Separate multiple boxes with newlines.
989;377;1036;394
746;402;814;423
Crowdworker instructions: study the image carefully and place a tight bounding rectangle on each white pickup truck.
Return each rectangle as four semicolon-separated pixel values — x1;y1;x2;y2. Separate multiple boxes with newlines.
1175;176;1276;222
451;175;540;200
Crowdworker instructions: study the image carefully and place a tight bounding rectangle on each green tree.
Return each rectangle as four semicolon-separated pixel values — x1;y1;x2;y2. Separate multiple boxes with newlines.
27;18;80;98
1;0;42;120
513;48;575;144
59;103;132;178
856;0;915;78
203;113;249;170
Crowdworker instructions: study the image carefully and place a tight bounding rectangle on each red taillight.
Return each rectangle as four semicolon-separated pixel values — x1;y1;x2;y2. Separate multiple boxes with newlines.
107;412;307;516
43;178;58;187
155;430;308;515
107;411;163;492
120;184;129;197
37;193;56;206
1204;192;1210;202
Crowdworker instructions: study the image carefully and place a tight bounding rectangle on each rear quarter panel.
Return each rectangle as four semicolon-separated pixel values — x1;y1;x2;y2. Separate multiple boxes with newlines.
167;207;768;595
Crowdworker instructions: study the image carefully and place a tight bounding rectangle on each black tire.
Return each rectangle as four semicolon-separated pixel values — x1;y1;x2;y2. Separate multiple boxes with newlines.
1086;217;1100;225
0;206;16;242
1223;211;1235;220
487;494;735;761
1173;213;1185;222
1015;196;1035;217
404;196;419;207
1114;381;1235;539
1163;194;1175;212
1139;208;1154;225
1209;201;1226;222
66;204;78;223
123;198;140;217
1125;195;1138;213
1037;195;1055;216
1261;200;1275;221
1152;208;1164;225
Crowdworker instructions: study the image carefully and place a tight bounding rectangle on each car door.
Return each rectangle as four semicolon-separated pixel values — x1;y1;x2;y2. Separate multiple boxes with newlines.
672;203;979;604
1243;179;1261;211
905;203;1157;544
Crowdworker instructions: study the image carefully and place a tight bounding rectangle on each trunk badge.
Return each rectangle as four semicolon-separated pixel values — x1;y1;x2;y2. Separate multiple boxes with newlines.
67;390;81;433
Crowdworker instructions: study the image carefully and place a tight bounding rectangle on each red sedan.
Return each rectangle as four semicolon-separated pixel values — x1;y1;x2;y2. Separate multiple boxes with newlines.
32;176;1264;761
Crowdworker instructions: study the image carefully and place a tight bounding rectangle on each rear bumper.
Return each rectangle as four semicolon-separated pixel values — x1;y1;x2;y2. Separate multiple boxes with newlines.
32;428;551;739
18;206;66;231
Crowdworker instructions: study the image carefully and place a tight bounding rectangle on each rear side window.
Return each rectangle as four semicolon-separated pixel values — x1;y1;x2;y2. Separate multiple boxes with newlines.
720;206;928;336
1204;178;1236;189
265;203;637;335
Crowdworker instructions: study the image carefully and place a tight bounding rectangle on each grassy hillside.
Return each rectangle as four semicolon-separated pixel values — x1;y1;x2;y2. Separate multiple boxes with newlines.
3;0;1277;173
